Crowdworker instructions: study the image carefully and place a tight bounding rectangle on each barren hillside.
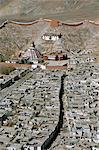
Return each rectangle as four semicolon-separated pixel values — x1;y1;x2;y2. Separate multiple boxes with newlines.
0;21;99;60
0;0;99;23
0;0;99;60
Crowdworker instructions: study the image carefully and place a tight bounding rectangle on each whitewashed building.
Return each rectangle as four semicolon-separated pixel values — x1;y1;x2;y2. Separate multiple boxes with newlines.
42;33;62;41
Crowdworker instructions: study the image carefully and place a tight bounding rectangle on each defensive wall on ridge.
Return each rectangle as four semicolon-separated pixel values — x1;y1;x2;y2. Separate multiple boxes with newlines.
0;18;99;29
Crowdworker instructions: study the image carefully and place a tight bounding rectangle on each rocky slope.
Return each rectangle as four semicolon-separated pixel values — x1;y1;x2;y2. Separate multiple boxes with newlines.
0;0;99;23
0;21;99;60
0;0;99;60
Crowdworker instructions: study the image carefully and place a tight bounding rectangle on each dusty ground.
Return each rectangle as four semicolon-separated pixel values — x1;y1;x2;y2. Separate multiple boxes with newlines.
0;0;99;60
0;21;99;60
0;0;99;23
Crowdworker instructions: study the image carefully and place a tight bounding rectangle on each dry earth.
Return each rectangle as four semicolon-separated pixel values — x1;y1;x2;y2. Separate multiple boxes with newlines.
0;21;99;60
0;0;99;60
0;0;99;23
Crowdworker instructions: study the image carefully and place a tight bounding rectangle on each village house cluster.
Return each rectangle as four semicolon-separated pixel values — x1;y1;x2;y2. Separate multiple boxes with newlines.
50;63;99;150
0;69;29;90
0;68;64;150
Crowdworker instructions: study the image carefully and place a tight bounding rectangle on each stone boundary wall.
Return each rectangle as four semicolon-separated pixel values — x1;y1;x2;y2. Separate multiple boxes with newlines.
41;74;65;150
0;19;99;29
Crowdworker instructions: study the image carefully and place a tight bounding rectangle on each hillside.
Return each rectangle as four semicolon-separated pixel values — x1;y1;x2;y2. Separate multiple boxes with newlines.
0;21;99;60
0;0;99;60
0;0;99;23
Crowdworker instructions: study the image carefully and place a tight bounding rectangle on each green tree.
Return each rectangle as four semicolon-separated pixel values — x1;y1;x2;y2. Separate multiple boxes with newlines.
0;66;15;75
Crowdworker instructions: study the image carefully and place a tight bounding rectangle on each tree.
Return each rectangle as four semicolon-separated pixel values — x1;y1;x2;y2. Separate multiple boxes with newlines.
0;66;15;75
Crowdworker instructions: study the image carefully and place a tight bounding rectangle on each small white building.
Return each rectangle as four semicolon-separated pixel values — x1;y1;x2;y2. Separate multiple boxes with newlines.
7;144;22;150
42;33;61;41
40;65;46;70
92;147;99;150
31;64;38;69
24;146;41;150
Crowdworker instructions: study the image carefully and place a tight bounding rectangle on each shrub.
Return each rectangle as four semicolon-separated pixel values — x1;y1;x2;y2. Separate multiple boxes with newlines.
0;66;15;75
